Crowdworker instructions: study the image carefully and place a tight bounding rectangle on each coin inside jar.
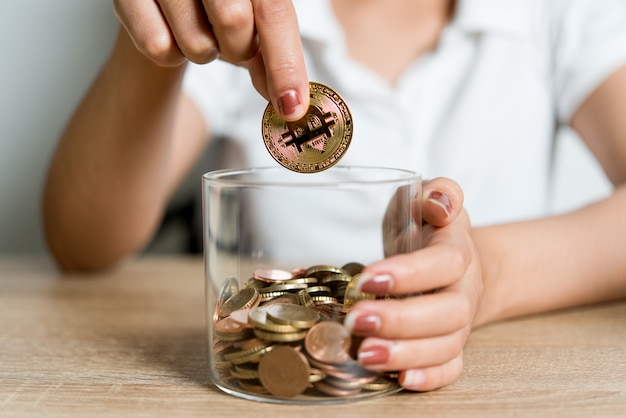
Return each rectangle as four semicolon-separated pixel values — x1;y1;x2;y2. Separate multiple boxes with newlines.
211;263;403;401
218;287;260;318
258;345;311;397
266;304;320;329
304;321;352;364
261;82;353;173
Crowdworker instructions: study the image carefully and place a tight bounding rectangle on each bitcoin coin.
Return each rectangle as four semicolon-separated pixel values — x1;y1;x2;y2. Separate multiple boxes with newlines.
262;82;353;173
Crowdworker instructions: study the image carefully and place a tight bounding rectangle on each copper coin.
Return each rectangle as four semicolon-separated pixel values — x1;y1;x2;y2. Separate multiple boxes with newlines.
304;321;351;364
262;82;353;173
253;268;292;282
258;345;311;397
290;267;307;279
214;317;252;341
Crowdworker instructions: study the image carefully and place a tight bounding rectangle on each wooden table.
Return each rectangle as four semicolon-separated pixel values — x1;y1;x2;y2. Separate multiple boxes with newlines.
1;256;625;417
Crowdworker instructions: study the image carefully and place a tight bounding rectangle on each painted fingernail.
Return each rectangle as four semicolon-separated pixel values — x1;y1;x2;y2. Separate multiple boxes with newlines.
344;312;381;335
358;345;390;366
278;90;304;119
427;191;451;217
355;272;394;294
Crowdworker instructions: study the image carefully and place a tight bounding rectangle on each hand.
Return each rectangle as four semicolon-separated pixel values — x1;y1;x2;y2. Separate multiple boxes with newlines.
344;177;483;391
112;0;309;120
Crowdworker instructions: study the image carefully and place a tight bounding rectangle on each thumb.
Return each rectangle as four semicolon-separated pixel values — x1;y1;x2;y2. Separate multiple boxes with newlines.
421;177;464;227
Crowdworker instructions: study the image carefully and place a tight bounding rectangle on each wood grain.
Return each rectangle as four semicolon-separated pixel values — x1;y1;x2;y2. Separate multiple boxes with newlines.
1;256;625;417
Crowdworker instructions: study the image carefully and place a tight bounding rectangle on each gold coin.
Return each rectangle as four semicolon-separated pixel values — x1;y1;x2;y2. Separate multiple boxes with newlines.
266;304;320;329
342;273;376;313
218;287;260;318
253;328;308;343
362;376;400;391
262;82;353;173
305;285;332;295
259;282;308;294
248;306;301;333
224;341;272;361
230;364;260;380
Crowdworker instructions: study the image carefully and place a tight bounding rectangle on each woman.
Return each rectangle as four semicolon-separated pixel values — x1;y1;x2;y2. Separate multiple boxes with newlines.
43;0;626;392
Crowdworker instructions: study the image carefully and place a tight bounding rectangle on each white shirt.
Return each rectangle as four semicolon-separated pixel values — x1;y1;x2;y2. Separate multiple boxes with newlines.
184;0;626;227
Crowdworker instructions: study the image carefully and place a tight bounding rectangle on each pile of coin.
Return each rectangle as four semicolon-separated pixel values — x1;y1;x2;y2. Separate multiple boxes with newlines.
262;82;353;173
212;263;400;399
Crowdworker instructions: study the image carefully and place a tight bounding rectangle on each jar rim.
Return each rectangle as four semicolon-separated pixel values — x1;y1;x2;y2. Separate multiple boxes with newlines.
202;166;421;188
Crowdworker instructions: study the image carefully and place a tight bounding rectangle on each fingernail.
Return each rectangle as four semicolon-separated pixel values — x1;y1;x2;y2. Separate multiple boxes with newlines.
344;312;381;335
427;191;451;217
358;345;390;366
400;369;426;388
278;90;304;119
355;272;394;294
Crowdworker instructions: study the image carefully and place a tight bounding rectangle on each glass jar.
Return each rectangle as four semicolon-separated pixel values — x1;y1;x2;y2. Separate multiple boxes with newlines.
202;166;421;404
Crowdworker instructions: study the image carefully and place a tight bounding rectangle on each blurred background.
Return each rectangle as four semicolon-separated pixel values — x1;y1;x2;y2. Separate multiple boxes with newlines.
0;1;612;257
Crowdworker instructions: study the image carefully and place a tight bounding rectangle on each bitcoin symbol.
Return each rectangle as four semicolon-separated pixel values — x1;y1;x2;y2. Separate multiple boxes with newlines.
280;106;336;154
262;82;353;173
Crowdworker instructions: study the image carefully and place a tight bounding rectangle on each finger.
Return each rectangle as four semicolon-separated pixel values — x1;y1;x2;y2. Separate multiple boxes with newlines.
252;0;309;121
422;177;464;227
158;0;219;64
399;353;464;392
357;226;472;295
113;0;186;66
344;290;472;339
204;0;258;63
354;330;467;372
246;50;269;99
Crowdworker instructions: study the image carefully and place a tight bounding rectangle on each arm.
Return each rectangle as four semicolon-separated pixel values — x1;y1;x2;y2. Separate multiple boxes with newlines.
476;64;626;324
43;0;309;271
43;29;206;271
345;65;626;392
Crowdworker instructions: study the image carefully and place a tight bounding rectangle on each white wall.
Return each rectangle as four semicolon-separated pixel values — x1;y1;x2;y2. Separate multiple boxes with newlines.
0;1;118;253
0;1;613;254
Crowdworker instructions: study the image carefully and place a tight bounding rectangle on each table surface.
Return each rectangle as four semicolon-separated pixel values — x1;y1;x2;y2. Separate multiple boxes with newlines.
1;255;625;417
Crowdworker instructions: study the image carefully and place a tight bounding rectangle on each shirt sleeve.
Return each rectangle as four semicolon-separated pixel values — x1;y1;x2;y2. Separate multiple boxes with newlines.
182;61;250;138
553;0;626;123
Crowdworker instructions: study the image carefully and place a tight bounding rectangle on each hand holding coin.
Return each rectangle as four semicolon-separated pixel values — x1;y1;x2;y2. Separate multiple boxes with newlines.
262;82;353;173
